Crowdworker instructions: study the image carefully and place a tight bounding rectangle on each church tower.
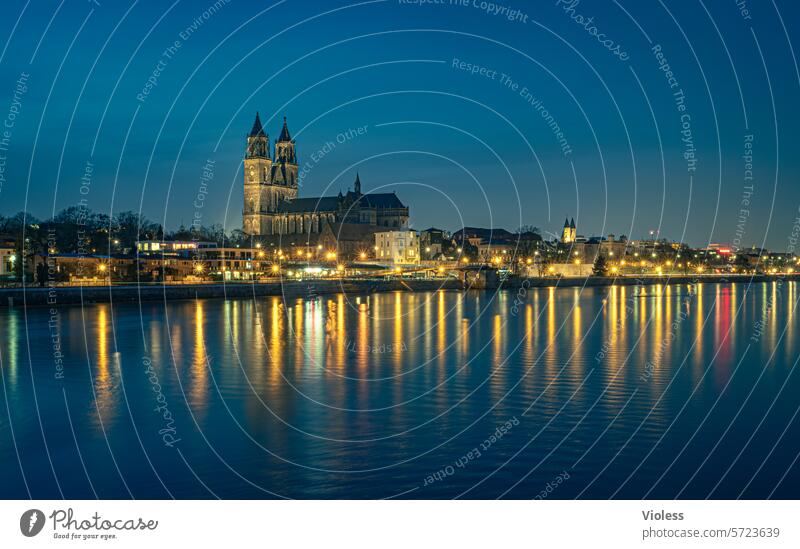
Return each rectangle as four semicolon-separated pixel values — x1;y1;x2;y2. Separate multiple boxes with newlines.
271;117;299;189
562;217;576;243
243;112;271;235
243;114;300;235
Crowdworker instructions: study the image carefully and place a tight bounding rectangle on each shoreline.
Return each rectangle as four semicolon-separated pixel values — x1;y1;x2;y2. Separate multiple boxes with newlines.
0;273;795;308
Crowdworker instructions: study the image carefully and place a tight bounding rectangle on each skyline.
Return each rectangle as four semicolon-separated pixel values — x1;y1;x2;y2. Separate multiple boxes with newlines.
0;0;799;251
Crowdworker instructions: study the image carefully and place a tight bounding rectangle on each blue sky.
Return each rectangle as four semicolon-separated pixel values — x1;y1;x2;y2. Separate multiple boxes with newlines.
1;0;799;249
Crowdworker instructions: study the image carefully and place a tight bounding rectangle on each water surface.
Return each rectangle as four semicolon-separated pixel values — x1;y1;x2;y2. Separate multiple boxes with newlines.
1;281;798;498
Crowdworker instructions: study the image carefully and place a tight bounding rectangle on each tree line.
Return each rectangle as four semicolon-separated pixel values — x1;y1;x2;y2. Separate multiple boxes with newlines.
1;208;247;272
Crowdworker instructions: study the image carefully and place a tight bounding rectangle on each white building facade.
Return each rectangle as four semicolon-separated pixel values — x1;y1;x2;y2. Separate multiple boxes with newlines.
375;230;420;265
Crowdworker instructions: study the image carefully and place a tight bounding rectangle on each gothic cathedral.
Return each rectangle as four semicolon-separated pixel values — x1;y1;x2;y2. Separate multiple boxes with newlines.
243;112;410;238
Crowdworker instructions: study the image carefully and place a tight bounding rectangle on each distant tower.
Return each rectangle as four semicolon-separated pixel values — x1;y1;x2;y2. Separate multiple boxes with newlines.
243;112;271;235
354;172;362;195
562;217;577;243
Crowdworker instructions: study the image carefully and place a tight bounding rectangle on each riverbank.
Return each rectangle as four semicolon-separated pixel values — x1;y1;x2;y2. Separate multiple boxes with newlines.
0;273;795;308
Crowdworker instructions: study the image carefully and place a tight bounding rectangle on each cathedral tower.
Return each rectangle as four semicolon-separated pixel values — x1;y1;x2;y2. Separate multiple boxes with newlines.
271;117;298;188
562;217;576;243
243;112;271;235
243;114;299;235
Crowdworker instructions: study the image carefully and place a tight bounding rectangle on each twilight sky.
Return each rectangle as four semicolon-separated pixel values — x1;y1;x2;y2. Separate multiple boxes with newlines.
1;0;799;250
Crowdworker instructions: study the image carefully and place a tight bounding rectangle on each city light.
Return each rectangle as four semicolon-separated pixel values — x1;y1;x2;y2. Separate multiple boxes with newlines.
360;252;367;260
271;264;279;273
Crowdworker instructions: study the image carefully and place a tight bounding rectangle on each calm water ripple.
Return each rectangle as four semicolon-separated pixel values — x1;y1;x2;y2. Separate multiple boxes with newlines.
1;281;799;498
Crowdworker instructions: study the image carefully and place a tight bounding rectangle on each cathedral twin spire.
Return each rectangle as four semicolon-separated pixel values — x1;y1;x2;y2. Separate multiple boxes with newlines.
247;112;295;161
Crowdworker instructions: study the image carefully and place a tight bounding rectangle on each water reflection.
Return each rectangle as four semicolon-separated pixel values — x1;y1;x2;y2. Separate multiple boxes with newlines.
190;301;209;416
91;305;118;431
0;281;798;498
